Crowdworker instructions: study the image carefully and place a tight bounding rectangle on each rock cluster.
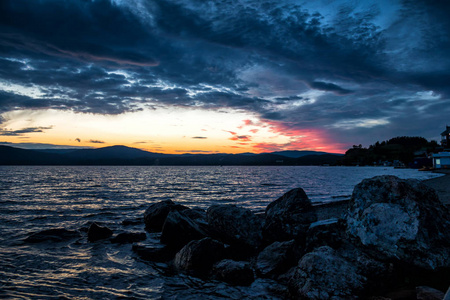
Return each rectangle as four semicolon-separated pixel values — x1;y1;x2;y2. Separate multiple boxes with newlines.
135;175;450;299
23;175;450;298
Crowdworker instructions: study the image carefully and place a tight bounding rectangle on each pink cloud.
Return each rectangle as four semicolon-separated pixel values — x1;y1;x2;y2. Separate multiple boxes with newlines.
251;120;348;154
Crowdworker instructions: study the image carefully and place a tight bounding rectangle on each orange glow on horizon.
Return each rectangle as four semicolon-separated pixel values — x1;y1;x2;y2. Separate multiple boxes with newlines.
0;108;348;154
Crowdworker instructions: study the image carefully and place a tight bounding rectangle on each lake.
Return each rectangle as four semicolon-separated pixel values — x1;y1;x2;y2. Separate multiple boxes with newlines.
0;166;442;299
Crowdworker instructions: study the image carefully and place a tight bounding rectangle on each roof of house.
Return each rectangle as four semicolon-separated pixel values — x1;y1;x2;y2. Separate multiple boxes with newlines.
433;152;450;158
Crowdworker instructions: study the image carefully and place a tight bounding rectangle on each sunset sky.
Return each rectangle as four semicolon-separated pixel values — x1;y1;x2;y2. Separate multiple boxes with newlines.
0;0;449;154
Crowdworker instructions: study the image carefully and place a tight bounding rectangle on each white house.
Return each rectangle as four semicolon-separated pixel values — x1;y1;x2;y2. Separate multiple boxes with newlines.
433;152;450;169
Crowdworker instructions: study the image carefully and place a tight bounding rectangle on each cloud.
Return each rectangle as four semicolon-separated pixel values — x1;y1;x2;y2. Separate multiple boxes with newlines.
0;0;449;147
89;140;105;144
192;136;207;139
308;81;353;95
0;126;53;136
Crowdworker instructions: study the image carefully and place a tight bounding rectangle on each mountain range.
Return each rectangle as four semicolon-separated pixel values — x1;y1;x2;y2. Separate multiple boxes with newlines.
0;145;343;166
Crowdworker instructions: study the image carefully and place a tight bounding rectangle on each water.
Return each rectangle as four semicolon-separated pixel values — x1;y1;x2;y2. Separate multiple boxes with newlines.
0;166;442;299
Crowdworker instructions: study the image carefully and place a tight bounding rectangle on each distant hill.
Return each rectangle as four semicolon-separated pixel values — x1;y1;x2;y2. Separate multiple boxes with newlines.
0;146;68;165
65;145;168;161
0;145;342;166
269;150;342;158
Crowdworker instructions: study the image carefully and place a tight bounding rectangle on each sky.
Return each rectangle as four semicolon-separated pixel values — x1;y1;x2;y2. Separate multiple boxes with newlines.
0;0;449;154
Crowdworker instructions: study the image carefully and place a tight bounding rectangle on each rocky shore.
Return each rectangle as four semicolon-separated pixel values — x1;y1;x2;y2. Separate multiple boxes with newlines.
423;169;450;207
25;175;450;299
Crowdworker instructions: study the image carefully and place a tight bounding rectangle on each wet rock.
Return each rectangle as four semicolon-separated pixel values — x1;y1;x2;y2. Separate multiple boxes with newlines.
132;244;176;262
416;286;445;300
24;228;80;243
174;237;225;275
206;205;262;254
160;210;206;249
289;246;366;300
213;259;255;286
143;200;188;232
87;222;113;242
256;240;296;278
264;188;317;242
183;208;206;221
110;232;146;244
346;175;450;270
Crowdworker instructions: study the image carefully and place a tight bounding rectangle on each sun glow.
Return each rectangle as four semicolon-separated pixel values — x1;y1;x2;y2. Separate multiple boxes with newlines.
0;107;304;153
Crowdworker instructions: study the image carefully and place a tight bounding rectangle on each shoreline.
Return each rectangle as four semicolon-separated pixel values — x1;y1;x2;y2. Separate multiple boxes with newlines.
423;169;450;207
314;169;450;220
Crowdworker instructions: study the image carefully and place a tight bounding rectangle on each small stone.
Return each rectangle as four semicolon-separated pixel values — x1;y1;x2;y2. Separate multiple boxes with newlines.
87;222;113;242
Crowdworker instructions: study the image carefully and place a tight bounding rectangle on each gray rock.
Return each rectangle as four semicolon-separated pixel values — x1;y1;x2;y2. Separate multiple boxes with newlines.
87;223;113;242
346;175;450;270
160;210;206;249
143;200;188;232
256;240;296;278
206;205;262;252
24;228;80;243
289;246;365;300
213;259;255;286
264;188;317;242
174;237;225;275
110;232;146;244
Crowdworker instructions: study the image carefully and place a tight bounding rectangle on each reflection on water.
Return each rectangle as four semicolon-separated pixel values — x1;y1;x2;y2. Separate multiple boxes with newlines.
0;166;441;299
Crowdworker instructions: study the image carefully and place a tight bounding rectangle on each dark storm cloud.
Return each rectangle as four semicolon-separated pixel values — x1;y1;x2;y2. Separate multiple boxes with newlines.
0;0;449;145
309;82;353;95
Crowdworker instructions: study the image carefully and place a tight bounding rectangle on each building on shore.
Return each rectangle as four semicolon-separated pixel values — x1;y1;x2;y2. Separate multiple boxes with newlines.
432;152;450;169
441;125;450;149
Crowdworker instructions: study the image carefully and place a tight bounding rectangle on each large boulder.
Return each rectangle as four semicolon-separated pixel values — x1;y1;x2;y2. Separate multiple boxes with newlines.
24;228;80;243
143;200;188;232
264;188;317;242
346;175;450;270
256;240;297;278
160;210;206;249
206;205;263;253
289;246;366;299
174;237;225;275
87;223;113;242
213;259;255;286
